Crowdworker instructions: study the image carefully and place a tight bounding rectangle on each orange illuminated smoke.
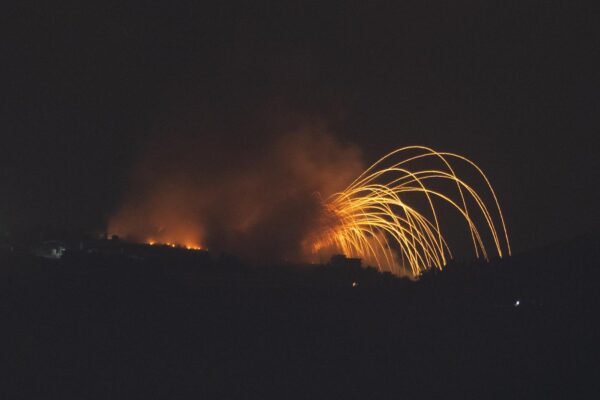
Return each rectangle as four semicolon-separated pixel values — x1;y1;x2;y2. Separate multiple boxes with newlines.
109;139;509;278
306;146;511;278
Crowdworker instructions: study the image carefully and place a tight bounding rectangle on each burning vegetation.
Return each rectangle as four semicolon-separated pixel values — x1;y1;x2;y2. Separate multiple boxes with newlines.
109;130;509;277
108;129;363;263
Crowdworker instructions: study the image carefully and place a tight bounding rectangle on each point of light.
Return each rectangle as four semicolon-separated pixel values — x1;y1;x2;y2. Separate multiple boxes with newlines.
146;240;203;251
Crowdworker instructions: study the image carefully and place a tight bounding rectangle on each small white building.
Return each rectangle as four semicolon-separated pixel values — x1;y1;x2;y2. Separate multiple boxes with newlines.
32;241;67;259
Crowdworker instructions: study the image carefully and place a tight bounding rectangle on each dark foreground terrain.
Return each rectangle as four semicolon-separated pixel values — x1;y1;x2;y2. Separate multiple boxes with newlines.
1;234;599;399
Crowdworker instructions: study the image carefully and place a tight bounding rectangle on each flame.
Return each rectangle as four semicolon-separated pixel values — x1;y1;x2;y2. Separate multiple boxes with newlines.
108;133;509;277
144;238;202;250
108;130;363;263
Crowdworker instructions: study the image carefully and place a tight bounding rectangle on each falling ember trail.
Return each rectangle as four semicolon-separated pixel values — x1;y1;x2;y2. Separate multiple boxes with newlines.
306;146;511;278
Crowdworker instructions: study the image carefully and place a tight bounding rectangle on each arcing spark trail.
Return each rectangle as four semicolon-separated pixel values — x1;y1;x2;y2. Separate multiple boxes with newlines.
308;146;510;277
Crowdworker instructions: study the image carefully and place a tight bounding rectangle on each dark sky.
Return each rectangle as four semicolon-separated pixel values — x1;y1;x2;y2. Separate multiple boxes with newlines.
1;1;598;252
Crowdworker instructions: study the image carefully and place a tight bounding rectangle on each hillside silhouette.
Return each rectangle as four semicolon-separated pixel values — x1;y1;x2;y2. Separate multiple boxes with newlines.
1;233;598;398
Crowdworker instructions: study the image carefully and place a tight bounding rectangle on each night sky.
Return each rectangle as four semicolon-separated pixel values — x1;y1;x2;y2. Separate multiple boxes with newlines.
1;1;598;252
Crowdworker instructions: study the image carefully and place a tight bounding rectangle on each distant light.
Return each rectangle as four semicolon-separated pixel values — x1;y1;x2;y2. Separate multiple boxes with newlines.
352;281;358;288
514;300;520;307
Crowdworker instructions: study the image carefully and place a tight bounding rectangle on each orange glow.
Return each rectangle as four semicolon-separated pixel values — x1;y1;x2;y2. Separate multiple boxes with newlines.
144;239;203;250
108;133;508;277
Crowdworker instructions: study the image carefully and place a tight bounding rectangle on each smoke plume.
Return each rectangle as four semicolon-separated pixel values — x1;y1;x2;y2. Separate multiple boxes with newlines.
108;127;364;263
